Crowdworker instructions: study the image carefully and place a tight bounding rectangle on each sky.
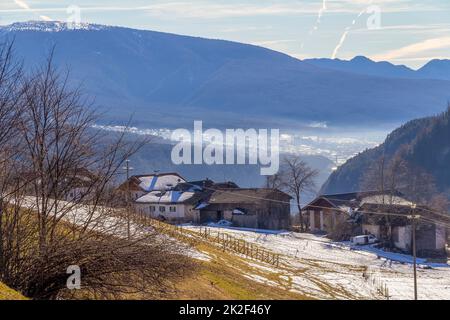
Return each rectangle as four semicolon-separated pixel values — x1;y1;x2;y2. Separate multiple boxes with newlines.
1;0;450;68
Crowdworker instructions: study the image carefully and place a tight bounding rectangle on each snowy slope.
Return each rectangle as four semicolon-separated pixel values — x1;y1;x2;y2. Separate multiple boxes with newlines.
184;226;450;300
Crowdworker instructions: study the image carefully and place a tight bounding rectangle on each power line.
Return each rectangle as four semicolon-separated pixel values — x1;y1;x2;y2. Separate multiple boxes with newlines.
174;181;450;227
310;195;450;225
419;216;450;229
182;182;431;220
322;195;450;220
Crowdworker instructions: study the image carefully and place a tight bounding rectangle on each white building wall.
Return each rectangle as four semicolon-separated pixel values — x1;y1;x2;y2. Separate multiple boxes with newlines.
136;203;189;221
436;226;447;250
309;210;315;230
394;226;412;250
320;211;324;230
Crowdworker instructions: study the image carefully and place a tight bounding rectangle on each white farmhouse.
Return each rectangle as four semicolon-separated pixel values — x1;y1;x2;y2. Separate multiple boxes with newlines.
118;172;186;200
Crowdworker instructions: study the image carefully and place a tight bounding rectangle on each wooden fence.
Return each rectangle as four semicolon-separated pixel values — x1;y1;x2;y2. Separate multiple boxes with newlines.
363;267;390;299
196;226;280;266
142;217;280;267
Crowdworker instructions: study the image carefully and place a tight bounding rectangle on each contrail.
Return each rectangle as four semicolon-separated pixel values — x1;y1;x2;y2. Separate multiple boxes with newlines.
332;28;350;59
311;0;327;33
14;0;53;21
331;3;370;59
301;0;327;50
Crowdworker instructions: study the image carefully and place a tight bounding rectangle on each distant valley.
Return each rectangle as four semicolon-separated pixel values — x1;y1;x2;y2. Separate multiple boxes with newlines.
4;21;450;192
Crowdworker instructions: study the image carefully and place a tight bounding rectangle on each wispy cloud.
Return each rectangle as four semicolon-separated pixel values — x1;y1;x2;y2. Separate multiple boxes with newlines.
332;5;367;59
371;37;450;61
252;39;298;46
2;0;438;18
13;0;53;21
315;0;327;26
14;0;30;10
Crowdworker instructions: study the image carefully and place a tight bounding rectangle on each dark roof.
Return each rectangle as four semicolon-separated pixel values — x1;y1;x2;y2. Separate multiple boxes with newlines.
172;180;239;193
211;182;240;189
117;176;141;191
358;203;450;226
207;188;291;205
182;189;214;205
21;168;96;188
173;183;198;192
132;172;185;180
303;190;405;210
186;179;215;188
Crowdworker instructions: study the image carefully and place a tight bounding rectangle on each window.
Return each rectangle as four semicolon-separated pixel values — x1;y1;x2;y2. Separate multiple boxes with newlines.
149;206;156;212
169;206;176;212
159;206;166;213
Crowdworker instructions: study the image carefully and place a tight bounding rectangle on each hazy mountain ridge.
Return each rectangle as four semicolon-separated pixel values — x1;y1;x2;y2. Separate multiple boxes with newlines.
305;56;450;81
2;21;450;129
320;108;450;195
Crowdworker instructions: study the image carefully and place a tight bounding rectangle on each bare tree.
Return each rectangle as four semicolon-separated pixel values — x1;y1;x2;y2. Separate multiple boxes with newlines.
0;48;195;299
361;152;440;247
0;41;27;283
264;173;283;189
362;152;438;204
428;194;450;212
279;155;318;232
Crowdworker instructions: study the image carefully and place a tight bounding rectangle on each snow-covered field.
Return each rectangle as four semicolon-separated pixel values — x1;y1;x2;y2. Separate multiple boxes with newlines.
15;196;211;262
183;225;450;300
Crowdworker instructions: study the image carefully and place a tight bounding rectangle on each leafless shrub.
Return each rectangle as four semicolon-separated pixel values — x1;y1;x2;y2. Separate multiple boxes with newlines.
0;45;195;299
277;155;318;232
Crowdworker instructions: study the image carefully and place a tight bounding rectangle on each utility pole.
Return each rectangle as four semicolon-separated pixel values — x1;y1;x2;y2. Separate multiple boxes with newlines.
123;159;134;240
408;203;420;300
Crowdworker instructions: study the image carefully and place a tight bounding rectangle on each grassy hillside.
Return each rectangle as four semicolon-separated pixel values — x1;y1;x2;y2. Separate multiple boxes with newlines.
0;282;27;300
169;243;311;300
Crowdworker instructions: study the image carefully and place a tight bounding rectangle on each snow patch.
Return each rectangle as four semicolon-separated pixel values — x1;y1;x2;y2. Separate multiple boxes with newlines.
2;21;109;33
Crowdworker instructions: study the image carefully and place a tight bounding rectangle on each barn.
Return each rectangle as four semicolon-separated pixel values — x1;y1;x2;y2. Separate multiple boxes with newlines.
197;188;292;230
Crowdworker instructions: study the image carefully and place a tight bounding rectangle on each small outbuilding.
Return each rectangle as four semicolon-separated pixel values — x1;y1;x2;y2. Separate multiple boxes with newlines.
358;203;448;258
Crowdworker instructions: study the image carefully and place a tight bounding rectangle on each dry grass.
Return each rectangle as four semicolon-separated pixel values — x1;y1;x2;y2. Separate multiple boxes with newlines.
0;282;27;300
165;241;312;300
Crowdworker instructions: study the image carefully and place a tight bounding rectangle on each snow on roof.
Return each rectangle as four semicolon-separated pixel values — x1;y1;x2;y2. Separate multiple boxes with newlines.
194;202;209;210
137;173;185;192
337;206;353;214
359;195;412;206
135;190;195;204
303;191;409;211
3;21;109;32
233;208;246;215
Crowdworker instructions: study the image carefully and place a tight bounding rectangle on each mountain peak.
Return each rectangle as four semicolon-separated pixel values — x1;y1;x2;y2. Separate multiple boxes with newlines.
1;20;109;32
421;58;450;68
350;55;373;63
417;59;450;80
